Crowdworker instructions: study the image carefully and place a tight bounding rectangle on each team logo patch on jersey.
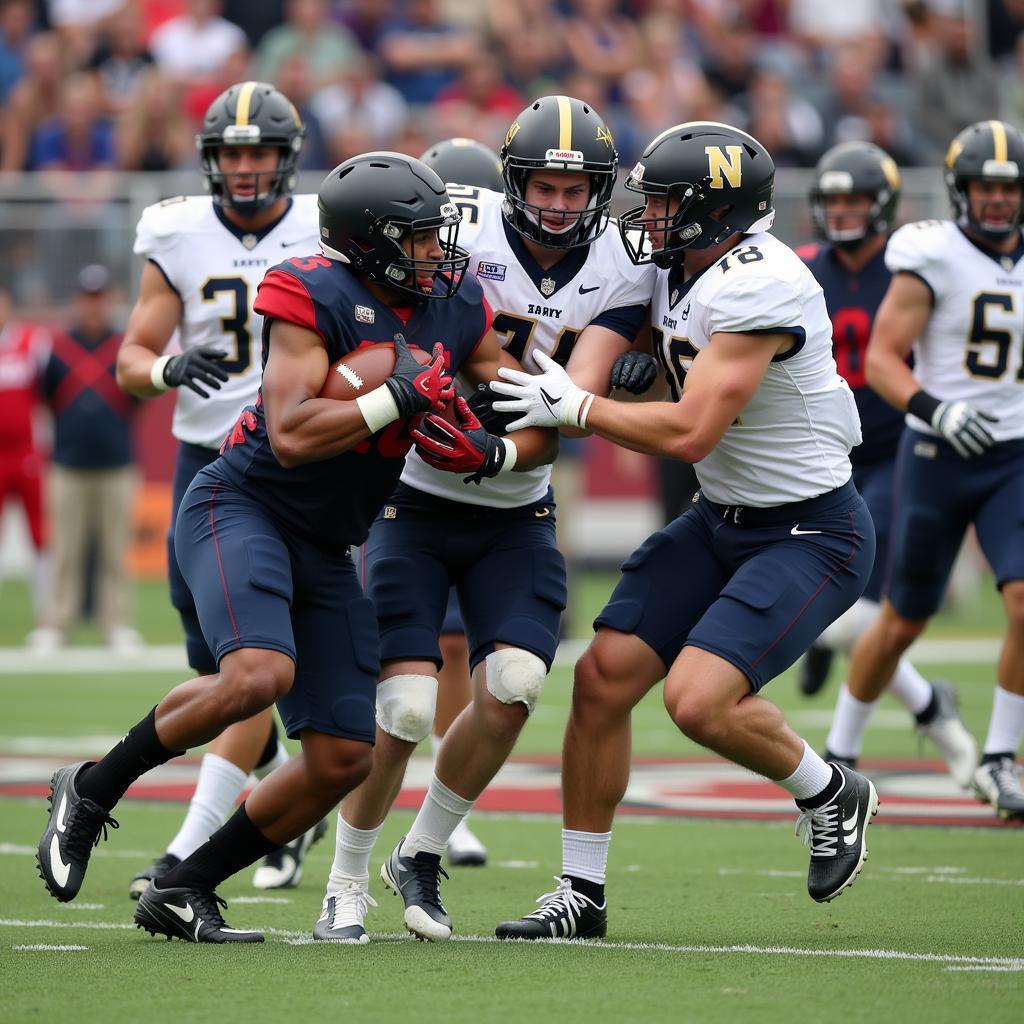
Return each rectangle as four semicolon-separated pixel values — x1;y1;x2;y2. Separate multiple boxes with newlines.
477;261;507;281
913;440;938;459
241;233;258;251
383;505;398;520
355;305;375;324
540;277;556;297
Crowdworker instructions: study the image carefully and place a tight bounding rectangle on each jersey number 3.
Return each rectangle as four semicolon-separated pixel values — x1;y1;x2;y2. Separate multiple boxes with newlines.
201;277;252;375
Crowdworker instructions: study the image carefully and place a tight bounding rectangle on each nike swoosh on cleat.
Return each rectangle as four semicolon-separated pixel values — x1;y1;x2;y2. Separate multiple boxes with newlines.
55;794;69;834
843;803;859;831
845;828;858;845
167;902;195;923
578;284;600;295
49;836;71;886
791;525;822;536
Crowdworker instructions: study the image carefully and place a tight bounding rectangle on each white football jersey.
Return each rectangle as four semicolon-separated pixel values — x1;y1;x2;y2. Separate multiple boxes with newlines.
401;187;657;507
652;231;860;506
886;220;1024;441
133;193;320;448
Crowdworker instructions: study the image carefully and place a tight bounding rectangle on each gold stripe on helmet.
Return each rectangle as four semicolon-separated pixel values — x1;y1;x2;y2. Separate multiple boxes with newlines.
556;95;573;151
235;81;257;127
990;120;1008;163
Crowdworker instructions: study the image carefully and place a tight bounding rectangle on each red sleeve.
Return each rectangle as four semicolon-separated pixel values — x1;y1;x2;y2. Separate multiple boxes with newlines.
254;270;325;342
795;242;819;263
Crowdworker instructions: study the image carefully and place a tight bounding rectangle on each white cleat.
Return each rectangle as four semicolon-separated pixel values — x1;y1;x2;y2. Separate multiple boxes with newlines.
917;680;978;790
446;818;487;867
252;818;328;890
313;879;377;944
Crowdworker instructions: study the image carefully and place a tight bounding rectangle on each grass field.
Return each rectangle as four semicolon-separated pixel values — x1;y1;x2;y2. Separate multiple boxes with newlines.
1;574;1022;1024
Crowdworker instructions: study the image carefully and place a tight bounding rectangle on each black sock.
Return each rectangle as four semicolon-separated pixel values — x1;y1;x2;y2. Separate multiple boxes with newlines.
796;764;844;809
78;708;183;810
158;804;278;892
564;874;604;905
914;686;940;726
981;751;1013;766
255;719;279;771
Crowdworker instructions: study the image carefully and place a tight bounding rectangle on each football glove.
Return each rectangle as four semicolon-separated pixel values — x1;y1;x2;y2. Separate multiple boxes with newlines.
411;395;515;484
466;382;518;436
610;351;658;395
385;333;453;418
162;345;230;398
491;350;594;430
931;400;998;459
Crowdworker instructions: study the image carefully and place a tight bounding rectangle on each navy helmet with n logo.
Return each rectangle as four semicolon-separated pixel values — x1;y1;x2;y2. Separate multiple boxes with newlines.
810;141;901;247
197;81;305;216
619;122;775;267
945;120;1024;242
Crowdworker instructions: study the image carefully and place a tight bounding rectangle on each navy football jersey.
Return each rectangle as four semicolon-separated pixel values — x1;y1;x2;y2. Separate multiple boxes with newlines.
798;241;904;465
211;253;490;551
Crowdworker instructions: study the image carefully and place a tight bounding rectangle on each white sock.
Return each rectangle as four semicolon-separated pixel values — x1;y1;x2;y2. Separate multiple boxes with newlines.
252;739;289;780
888;659;933;717
983;686;1024;755
328;814;382;890
403;775;474;857
166;752;248;860
30;553;51;616
826;684;879;760
817;597;880;653
777;740;836;801
562;829;611;885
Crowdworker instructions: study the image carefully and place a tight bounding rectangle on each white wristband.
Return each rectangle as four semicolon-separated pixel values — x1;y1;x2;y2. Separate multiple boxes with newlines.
150;354;173;391
498;437;518;473
355;384;401;434
562;387;595;429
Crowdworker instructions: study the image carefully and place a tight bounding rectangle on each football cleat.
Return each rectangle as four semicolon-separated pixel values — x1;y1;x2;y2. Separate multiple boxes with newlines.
380;837;452;941
252;817;328;890
795;764;879;903
917;680;978;790
313;880;377;944
37;762;119;903
972;757;1024;820
134;881;263;943
797;642;836;697
495;876;607;940
446;818;487;867
822;750;858;771
128;852;181;901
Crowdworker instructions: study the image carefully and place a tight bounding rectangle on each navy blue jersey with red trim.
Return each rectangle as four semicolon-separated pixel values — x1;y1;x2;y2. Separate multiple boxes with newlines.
798;241;904;465
211;253;491;552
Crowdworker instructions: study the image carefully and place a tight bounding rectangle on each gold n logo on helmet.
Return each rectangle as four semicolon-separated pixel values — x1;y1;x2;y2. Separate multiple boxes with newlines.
705;145;743;189
505;121;522;147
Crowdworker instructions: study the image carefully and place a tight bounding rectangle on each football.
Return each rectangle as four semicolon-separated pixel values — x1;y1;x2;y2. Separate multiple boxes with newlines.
319;341;432;401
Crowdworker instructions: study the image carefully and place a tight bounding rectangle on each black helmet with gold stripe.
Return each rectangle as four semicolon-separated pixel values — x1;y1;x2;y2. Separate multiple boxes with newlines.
420;138;504;192
499;95;618;249
810;141;901;247
197;81;306;217
945;120;1024;242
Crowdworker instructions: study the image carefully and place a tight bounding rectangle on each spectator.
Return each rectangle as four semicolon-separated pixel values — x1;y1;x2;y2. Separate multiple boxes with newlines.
564;0;644;96
272;51;331;170
29;71;116;171
37;265;141;653
701;12;762;102
0;0;37;105
222;0;285;48
988;0;1024;62
739;68;824;166
486;0;565;97
116;70;193;170
788;0;891;68
432;46;524;142
46;0;123;64
338;0;401;58
257;0;361;92
86;3;154;117
149;0;247;87
1;30;65;172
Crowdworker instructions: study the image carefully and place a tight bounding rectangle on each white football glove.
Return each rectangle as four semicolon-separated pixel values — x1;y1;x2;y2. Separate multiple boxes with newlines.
931;400;998;459
490;350;595;431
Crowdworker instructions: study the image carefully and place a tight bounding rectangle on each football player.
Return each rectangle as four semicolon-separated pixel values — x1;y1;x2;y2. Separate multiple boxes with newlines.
797;143;977;787
36;152;552;942
114;82;324;897
491;122;878;939
824;121;1024;820
314;96;656;943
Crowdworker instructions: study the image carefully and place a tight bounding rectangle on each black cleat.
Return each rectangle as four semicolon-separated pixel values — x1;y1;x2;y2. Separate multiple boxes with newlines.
972;757;1024;820
37;762;118;903
128;852;180;901
796;764;879;903
496;877;607;940
798;643;836;696
822;749;858;771
134;881;264;943
380;838;452;941
252;817;328;890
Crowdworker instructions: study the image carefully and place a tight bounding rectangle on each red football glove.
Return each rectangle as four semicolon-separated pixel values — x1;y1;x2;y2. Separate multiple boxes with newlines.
411;395;510;484
385;334;453;417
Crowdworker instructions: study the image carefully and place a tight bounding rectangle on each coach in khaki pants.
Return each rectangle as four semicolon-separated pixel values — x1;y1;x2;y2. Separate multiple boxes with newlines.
36;265;141;652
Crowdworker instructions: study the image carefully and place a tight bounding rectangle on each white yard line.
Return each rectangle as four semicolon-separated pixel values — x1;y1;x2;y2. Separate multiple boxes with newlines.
13;943;89;951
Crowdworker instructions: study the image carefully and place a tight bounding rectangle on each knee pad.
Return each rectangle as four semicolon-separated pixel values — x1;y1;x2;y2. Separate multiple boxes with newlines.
375;673;438;743
485;648;547;715
818;598;880;653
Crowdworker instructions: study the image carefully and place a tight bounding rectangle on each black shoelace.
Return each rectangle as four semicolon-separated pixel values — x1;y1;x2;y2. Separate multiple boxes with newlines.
407;855;450;910
64;799;119;863
189;890;230;928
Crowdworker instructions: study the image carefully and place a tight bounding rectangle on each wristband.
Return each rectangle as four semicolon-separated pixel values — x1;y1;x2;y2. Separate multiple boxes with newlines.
497;437;518;474
906;389;942;425
355;384;401;434
149;355;173;391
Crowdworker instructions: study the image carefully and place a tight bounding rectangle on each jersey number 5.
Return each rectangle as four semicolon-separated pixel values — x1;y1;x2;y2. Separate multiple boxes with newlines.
201;277;251;376
966;292;1024;381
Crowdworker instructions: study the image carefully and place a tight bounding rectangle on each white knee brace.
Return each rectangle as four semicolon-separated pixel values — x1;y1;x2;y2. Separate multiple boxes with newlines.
485;648;546;715
375;674;438;743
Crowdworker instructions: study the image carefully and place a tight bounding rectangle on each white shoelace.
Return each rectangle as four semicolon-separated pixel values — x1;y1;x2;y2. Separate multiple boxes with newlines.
322;881;378;929
525;876;592;922
795;803;839;857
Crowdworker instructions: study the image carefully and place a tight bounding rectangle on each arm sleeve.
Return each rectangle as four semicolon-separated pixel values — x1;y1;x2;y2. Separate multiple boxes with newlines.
254;269;328;343
589;302;648;342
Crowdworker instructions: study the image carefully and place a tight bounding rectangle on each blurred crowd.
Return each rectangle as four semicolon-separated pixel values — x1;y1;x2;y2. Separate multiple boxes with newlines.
0;0;1021;176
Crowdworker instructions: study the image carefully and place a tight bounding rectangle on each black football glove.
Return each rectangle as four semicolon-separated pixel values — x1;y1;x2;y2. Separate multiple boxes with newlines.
466;382;519;436
610;351;658;395
384;333;453;418
412;395;510;484
162;345;230;398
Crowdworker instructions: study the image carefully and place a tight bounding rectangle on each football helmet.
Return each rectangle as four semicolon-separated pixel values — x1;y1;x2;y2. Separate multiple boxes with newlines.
810;141;901;247
318;152;469;301
618;121;775;267
420;138;504;192
500;94;618;249
197;80;305;216
945;120;1024;242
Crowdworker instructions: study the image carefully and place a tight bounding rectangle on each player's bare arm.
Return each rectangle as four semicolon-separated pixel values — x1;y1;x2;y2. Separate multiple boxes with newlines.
116;262;185;396
864;271;932;410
